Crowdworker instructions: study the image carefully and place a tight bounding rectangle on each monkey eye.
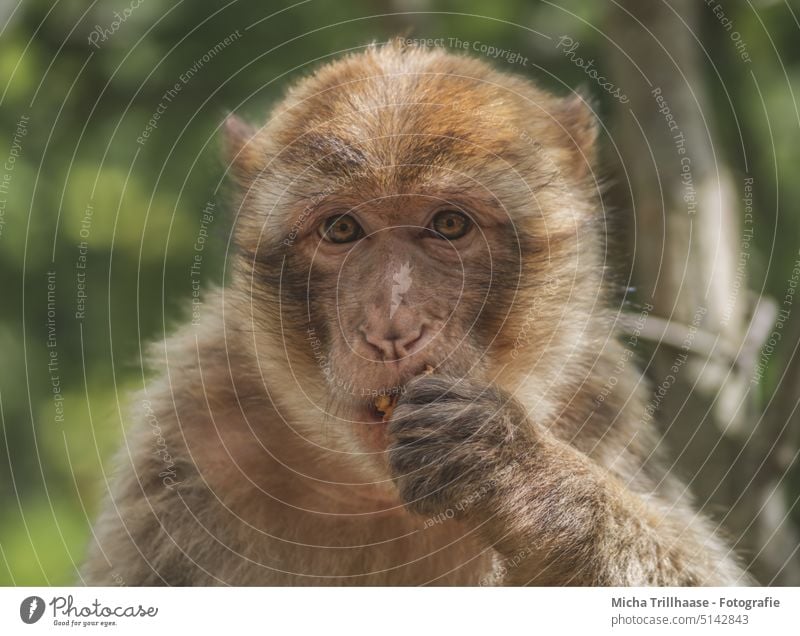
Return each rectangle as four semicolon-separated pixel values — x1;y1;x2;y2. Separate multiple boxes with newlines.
430;210;472;240
318;214;364;243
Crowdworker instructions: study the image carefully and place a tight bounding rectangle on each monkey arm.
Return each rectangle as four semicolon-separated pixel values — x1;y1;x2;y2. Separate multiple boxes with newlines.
387;375;748;586
474;431;747;586
81;418;234;586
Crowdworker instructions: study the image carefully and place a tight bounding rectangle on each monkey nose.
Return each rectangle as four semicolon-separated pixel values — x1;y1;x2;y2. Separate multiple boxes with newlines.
360;324;426;361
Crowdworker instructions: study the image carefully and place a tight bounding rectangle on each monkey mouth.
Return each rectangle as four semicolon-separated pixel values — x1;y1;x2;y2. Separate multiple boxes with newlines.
362;386;404;425
362;361;435;425
367;400;394;424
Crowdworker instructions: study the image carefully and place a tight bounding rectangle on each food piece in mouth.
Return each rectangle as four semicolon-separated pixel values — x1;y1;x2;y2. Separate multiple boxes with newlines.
373;364;434;423
373;394;396;423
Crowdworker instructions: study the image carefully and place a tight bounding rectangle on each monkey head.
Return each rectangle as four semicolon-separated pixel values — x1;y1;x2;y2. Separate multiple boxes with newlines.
222;41;603;459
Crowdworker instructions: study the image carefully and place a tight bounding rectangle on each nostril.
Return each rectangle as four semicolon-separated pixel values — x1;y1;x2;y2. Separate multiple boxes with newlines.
361;327;395;360
395;325;426;357
361;326;427;360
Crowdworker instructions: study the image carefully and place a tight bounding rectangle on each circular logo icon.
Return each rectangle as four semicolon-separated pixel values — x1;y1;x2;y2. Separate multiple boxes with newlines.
20;596;45;624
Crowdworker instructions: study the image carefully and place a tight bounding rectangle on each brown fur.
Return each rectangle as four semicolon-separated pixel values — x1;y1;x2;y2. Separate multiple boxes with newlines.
82;40;749;586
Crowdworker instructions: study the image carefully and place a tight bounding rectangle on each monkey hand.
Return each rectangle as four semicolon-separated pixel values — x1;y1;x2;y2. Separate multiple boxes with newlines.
387;374;535;519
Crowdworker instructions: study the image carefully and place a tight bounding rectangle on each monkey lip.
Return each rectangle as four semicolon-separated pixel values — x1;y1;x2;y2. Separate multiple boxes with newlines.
361;361;435;425
366;401;392;424
362;387;403;425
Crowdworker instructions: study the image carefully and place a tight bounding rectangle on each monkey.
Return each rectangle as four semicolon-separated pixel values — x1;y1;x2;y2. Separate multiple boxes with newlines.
82;40;750;586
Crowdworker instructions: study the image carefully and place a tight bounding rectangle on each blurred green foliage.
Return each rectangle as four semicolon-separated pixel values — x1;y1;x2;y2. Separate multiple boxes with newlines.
0;0;798;584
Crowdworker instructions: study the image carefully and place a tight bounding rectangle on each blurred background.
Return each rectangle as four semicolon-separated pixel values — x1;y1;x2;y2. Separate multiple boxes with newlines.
0;0;798;585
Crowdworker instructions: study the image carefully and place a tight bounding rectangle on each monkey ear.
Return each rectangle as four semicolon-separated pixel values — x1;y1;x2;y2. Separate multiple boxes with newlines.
558;91;599;175
222;114;264;184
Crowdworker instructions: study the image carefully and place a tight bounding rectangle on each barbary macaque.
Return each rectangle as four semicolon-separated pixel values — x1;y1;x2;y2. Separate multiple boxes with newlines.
83;40;748;585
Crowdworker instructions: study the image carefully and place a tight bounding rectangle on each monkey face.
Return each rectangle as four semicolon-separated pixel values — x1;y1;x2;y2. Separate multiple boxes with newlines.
294;194;523;403
225;42;599;450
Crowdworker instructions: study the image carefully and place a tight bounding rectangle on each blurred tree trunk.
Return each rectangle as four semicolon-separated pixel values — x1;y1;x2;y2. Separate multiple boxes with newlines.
607;0;800;584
